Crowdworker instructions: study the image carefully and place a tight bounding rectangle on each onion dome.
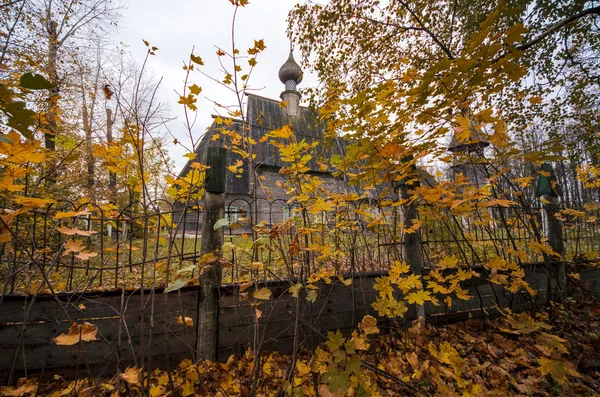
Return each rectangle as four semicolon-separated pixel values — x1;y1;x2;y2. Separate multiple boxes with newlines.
278;52;303;86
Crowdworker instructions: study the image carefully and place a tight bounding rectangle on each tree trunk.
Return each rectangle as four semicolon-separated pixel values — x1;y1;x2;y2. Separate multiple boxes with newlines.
83;103;94;189
46;20;58;151
541;194;566;301
399;184;425;319
106;107;117;198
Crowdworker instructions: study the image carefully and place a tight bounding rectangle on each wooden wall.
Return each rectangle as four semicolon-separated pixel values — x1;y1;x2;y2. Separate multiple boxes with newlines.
0;289;198;381
1;266;599;382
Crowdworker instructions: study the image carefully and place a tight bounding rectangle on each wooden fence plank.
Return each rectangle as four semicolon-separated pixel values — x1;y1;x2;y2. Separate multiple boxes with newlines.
2;266;599;378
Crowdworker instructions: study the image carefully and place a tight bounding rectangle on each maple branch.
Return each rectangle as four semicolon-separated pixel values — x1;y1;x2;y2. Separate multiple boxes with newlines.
0;0;24;8
563;30;600;86
492;5;600;63
353;14;427;33
353;3;455;60
448;0;458;49
397;0;455;60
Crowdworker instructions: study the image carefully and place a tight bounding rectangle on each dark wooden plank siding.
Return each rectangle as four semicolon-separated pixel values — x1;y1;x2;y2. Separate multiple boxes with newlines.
2;267;600;379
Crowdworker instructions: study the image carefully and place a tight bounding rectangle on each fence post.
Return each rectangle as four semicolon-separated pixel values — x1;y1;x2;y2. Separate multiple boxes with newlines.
537;162;566;302
197;147;226;361
397;156;425;321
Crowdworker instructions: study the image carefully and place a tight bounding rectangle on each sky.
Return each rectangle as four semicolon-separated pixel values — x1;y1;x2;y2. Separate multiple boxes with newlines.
116;0;316;172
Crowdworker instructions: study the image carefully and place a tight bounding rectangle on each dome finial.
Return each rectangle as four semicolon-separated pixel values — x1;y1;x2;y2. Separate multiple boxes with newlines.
278;51;303;86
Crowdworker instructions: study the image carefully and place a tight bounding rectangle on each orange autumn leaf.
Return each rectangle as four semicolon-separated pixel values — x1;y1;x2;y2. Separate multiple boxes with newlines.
0;378;38;397
57;227;97;236
120;366;142;385
63;239;85;255
54;322;98;345
75;251;97;260
359;315;379;335
0;131;45;165
483;198;516;208
177;316;194;327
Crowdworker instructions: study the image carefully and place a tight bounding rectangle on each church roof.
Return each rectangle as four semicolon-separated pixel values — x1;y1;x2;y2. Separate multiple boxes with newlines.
178;93;346;196
246;93;345;171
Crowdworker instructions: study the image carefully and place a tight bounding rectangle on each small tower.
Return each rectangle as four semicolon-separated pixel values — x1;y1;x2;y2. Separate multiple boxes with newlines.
278;51;303;117
447;113;490;188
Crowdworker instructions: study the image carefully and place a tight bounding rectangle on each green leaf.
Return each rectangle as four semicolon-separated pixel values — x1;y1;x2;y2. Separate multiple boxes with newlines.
214;218;229;230
176;265;196;274
345;356;362;374
164;278;188;293
3;101;35;139
127;176;138;186
324;371;349;393
20;73;54;90
0;134;13;143
325;330;345;352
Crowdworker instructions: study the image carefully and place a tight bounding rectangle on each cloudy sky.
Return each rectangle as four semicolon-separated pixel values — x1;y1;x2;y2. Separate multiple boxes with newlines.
116;0;317;171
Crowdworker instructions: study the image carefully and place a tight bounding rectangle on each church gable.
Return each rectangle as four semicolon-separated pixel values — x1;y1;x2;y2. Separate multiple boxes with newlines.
177;51;347;198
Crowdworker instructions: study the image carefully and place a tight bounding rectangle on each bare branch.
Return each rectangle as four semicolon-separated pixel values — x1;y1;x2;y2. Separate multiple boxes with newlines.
0;0;25;67
0;0;24;9
353;14;427;33
397;0;455;60
492;5;600;63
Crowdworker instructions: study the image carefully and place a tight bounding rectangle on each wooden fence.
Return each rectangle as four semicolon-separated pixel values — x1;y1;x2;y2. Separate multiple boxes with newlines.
2;265;599;382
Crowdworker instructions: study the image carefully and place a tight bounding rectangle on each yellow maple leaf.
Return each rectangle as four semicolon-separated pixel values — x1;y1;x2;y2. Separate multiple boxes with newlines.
188;84;202;95
538;357;581;384
268;125;294;139
296;360;311;377
405;290;433;305
253;287;272;300
0;131;45;165
513;176;533;188
13;196;56;208
529;96;543;105
181;381;194;397
149;385;165;397
289;283;302;298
